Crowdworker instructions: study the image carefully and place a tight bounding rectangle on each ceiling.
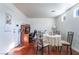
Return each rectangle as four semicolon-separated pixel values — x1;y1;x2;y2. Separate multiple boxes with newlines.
14;3;77;18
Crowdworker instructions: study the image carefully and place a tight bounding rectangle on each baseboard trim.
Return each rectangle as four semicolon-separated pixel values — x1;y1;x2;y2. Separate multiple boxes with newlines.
72;47;79;53
5;52;8;55
5;43;20;55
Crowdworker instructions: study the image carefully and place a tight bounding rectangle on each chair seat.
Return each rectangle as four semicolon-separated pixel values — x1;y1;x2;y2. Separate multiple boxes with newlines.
61;40;70;45
43;42;49;47
43;37;50;47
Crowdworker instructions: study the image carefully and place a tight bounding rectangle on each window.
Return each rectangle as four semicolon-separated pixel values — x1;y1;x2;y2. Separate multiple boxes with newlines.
74;8;79;17
61;15;66;22
76;9;79;16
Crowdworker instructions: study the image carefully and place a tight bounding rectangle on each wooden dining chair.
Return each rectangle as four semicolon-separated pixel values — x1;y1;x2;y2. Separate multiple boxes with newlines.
33;31;43;54
35;32;50;55
61;32;74;54
36;38;43;55
43;36;51;54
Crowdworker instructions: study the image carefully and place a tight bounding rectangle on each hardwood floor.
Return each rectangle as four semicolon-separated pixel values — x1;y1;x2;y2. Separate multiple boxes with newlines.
8;42;79;55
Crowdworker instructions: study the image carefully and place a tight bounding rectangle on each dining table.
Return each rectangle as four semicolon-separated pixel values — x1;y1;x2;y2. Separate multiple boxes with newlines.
43;33;62;54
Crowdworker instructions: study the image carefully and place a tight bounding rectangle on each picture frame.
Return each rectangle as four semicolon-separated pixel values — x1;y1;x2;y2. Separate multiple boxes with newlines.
5;13;12;24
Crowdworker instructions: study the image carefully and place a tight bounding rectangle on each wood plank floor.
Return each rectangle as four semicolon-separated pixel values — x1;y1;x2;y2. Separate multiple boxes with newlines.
8;42;79;55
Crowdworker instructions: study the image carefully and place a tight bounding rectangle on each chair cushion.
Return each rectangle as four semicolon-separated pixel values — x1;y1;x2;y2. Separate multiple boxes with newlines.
43;40;49;47
61;40;70;45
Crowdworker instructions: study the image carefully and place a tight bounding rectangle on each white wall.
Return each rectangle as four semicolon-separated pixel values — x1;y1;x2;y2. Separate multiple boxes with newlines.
29;18;56;33
0;4;56;54
0;4;30;54
55;4;79;52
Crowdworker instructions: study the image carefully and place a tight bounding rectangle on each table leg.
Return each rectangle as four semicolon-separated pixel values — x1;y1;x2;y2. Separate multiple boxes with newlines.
48;45;50;55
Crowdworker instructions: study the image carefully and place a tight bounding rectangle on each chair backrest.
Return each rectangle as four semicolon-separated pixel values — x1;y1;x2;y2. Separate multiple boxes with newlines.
36;38;43;50
37;31;43;38
56;31;60;35
36;32;43;50
32;30;37;37
67;32;74;46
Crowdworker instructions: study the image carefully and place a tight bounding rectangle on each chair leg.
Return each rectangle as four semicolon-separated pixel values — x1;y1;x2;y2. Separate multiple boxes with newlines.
60;46;62;54
70;47;72;55
48;45;50;54
58;46;60;52
60;46;62;52
41;48;43;55
33;46;36;55
36;46;38;54
66;46;68;54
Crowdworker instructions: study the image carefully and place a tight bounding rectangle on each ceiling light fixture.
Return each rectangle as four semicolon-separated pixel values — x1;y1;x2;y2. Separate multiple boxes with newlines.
51;10;55;12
